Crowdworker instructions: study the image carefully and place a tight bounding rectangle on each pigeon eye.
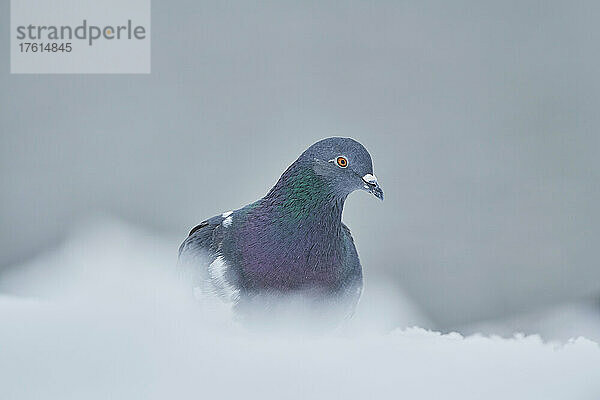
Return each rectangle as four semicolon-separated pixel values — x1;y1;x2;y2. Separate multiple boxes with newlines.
336;156;348;168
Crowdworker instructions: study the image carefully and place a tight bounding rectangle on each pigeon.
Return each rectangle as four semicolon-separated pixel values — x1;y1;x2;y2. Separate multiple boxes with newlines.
178;137;383;324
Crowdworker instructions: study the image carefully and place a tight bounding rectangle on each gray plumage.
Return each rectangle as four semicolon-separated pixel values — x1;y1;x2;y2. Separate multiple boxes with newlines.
178;137;383;324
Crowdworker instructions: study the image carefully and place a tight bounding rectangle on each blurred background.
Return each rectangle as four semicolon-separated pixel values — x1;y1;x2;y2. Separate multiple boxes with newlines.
1;0;599;339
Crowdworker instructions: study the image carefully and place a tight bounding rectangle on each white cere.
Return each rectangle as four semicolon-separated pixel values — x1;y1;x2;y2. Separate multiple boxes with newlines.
362;173;378;185
221;210;233;218
223;216;233;227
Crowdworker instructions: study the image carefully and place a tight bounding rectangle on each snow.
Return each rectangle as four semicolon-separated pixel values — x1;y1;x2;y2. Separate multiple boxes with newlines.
462;301;600;343
1;218;599;399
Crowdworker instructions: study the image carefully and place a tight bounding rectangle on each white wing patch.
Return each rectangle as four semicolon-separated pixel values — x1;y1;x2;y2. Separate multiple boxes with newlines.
221;211;233;227
208;255;240;302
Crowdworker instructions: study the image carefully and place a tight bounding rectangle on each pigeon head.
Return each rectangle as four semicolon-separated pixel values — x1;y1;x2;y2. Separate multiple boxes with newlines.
297;137;384;201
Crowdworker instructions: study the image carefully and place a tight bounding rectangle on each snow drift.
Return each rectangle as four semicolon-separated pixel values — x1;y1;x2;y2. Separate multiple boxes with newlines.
1;218;599;399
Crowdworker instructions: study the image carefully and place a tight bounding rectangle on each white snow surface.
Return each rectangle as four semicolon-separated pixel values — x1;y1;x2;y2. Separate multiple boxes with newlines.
1;218;599;399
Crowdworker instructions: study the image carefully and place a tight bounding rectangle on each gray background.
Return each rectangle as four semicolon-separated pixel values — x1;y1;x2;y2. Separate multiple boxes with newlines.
1;0;599;328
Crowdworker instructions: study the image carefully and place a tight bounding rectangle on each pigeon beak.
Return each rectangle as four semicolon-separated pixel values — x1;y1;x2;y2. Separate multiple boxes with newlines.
362;174;384;201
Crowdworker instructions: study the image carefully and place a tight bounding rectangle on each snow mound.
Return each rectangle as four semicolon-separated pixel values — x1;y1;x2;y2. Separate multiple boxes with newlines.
0;218;599;399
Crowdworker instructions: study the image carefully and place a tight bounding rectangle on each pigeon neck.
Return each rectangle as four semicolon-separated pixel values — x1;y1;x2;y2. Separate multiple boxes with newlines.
265;163;345;231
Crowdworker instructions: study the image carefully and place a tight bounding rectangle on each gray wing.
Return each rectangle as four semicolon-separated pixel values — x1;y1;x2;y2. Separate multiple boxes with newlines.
178;216;222;259
178;212;241;302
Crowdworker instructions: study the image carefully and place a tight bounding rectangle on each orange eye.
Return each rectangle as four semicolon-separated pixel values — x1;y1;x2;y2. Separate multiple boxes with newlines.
336;156;348;168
